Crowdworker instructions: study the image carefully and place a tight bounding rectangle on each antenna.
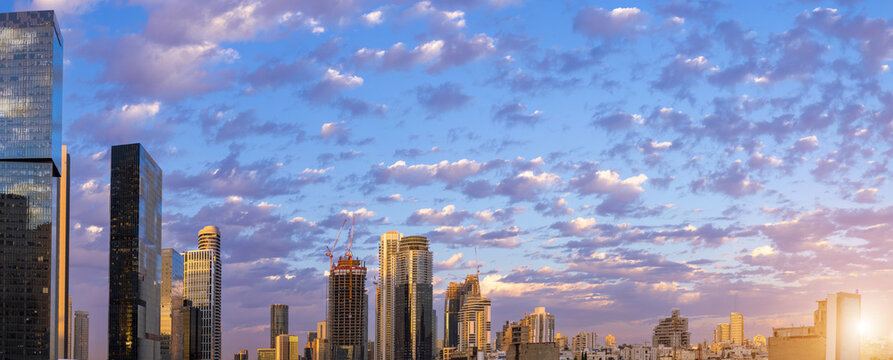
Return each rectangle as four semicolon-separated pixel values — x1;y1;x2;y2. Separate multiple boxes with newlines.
474;247;480;277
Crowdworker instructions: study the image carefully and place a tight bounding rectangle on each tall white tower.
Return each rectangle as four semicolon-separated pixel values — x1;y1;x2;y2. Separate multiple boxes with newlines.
376;231;401;360
185;225;222;360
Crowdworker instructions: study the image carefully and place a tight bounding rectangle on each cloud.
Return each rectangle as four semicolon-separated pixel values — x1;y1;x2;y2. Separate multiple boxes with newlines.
69;101;178;146
551;217;598;237
535;197;574;217
352;34;496;73
573;7;646;40
201;108;296;142
569;170;648;215
424;225;522;248
692;161;763;197
242;58;316;90
492;102;543;127
407;205;471;226
368;159;503;188
790;135;819;153
416;82;472;113
362;10;383;25
592;111;644;132
854;188;878;203
318;121;353;145
304;68;364;101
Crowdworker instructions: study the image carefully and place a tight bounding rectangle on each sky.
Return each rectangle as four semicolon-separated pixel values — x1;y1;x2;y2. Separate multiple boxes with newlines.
5;0;893;358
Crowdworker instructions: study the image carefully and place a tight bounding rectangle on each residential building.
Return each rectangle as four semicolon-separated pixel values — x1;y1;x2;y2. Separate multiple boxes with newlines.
395;235;434;360
651;309;690;349
555;333;568;351
376;231;401;360
457;280;491;357
572;332;597;353
108;143;163;360
185;225;223;360
234;349;248;360
522;307;555;343
74;311;89;360
328;255;368;360
730;312;744;345
271;304;289;348
0;10;64;359
162;248;185;360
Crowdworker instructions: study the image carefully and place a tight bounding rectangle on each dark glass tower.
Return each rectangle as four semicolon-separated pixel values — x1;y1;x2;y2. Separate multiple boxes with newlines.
109;143;163;360
395;236;433;360
270;304;289;348
0;10;64;360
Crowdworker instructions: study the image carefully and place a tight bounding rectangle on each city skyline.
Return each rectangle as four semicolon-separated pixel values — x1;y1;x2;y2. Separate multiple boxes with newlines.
3;0;893;359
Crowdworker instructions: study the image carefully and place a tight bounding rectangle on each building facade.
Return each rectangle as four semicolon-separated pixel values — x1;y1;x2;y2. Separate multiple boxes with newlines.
444;282;461;351
523;307;555;344
826;292;860;360
376;231;402;360
108;143;163;360
184;226;222;360
730;312;744;345
651;309;690;349
395;235;434;360
0;10;64;359
271;304;289;348
162;248;185;360
234;349;248;360
275;334;300;360
180;300;203;360
328;256;368;360
74;311;89;360
457;291;492;356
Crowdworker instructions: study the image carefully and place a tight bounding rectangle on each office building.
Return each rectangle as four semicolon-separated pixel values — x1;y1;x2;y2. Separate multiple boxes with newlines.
0;10;64;359
328;255;368;360
234;349;248;360
730;312;744;345
314;321;327;360
180;299;203;360
395;236;434;360
522;307;555;343
108;143;163;360
651;309;690;349
305;331;317;360
163;248;185;360
444;282;461;351
275;334;300;360
74;310;89;360
185;225;222;360
826;292;860;360
714;323;730;343
271;304;289;348
376;231;401;360
56;145;71;359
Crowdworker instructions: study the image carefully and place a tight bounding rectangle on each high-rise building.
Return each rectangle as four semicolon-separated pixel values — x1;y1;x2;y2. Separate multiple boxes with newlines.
826;292;860;360
394;235;434;360
109;143;163;360
0;10;64;359
185;225;222;360
730;312;744;345
522;307;555;343
573;332;597;352
605;334;615;348
554;333;568;351
74;310;89;360
275;334;300;360
271;304;289;348
56;145;72;359
328;255;368;360
234;349;248;360
444;282;461;351
306;331;317;360
163;248;185;360
180;300;203;360
258;348;275;360
376;231;402;360
715;323;730;343
651;309;690;349
314;321;327;360
457;287;491;356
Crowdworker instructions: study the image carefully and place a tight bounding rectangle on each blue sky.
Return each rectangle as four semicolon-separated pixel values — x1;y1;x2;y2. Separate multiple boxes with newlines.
7;0;893;358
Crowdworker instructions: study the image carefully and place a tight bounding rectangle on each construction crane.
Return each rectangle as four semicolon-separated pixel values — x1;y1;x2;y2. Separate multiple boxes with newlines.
326;218;349;269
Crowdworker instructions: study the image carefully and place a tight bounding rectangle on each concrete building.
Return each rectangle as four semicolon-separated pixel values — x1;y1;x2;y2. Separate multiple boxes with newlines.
271;304;289;348
257;348;275;360
328;255;368;360
618;344;652;360
715;323;730;344
826;292;860;360
457;282;491;358
572;332;596;353
522;307;555;343
652;309;690;349
376;231;401;360
768;298;827;360
314;321;327;360
555;333;568;351
74;310;89;360
730;312;744;345
162;248;185;360
275;334;300;360
185;226;223;360
108;143;163;360
506;342;559;360
0;10;66;360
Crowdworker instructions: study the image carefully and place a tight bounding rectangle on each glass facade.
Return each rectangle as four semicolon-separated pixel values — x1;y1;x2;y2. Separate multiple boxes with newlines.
108;143;163;360
395;236;433;360
162;248;184;360
270;304;289;348
185;225;222;360
0;10;62;360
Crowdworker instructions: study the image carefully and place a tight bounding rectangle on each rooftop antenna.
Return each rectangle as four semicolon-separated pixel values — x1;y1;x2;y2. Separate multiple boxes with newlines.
474;247;480;277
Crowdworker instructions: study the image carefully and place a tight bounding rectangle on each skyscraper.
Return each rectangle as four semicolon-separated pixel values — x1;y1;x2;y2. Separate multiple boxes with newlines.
162;248;185;360
74;310;89;360
730;312;744;345
376;231;402;360
275;334;300;360
109;143;163;360
184;225;222;360
0;10;64;359
271;304;289;348
826;292;860;360
328;255;368;360
56;145;72;359
652;309;691;349
522;307;555;343
395;235;434;360
444;282;461;351
457;282;491;356
314;321;327;360
180;299;203;360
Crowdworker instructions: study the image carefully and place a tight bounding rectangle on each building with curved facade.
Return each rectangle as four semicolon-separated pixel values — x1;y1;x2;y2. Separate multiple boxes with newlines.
185;226;222;360
395;236;434;360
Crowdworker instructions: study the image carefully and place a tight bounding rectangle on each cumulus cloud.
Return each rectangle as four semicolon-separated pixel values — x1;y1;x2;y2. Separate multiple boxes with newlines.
692;161;763;197
854;188;878;203
352;33;496;73
551;217;598;237
407;205;471;226
425;225;522;248
573;7;646;40
362;10;384;25
304;68;364;101
569;170;648;215
416;82;472;114
368;159;502;188
69;101;177;145
492;102;543;126
592;111;644;131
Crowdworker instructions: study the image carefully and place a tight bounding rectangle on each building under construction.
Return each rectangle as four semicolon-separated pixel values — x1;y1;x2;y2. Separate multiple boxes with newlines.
327;255;368;360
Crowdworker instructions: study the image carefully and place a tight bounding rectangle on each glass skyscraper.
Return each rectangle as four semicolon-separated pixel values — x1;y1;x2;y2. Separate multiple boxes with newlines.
395;236;434;360
162;248;185;360
0;10;64;359
270;304;289;348
108;143;163;360
184;225;222;360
